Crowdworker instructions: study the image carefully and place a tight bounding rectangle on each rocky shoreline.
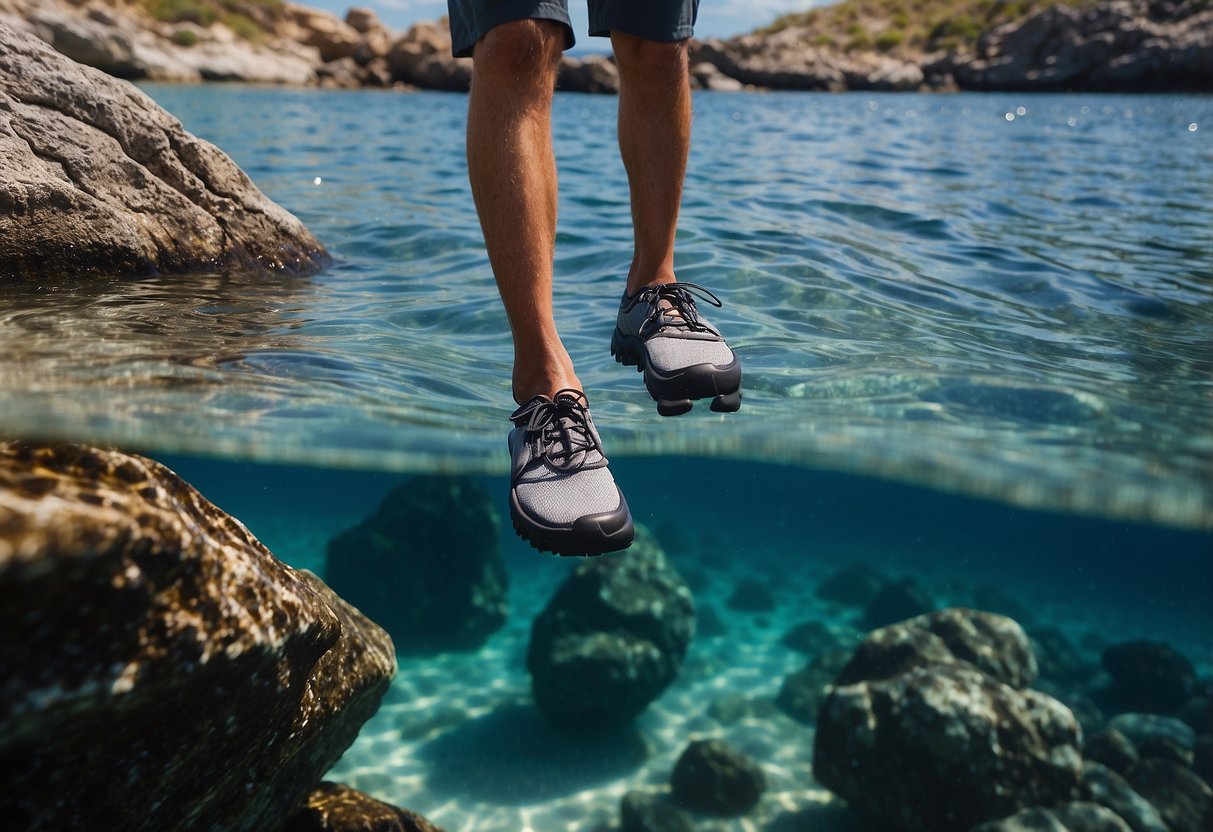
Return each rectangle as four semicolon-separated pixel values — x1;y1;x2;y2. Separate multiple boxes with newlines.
1;0;1209;93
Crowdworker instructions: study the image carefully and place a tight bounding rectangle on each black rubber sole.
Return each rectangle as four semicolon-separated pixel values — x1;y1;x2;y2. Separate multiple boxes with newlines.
611;327;742;416
509;487;634;557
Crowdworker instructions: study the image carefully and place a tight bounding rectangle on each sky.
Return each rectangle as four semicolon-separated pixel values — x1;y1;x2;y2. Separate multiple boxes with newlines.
301;0;819;44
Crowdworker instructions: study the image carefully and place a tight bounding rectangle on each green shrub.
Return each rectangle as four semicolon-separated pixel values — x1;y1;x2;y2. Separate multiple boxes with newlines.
875;29;905;49
224;12;262;42
146;0;218;25
170;27;199;46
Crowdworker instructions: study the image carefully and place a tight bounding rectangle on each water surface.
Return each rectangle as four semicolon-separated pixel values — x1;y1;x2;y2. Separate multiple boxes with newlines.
1;87;1210;528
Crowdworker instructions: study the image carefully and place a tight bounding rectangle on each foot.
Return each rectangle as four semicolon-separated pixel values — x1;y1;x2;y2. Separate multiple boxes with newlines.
508;389;634;556
611;282;742;416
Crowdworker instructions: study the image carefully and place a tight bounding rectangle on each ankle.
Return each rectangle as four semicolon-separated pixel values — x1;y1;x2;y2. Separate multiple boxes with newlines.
625;271;677;297
512;360;582;405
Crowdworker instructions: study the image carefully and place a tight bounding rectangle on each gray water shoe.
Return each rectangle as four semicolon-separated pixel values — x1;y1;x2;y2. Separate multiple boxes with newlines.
508;389;634;556
611;282;742;416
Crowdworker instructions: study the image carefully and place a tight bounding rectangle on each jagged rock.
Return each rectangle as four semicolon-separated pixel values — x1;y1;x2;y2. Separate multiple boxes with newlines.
950;0;1213;91
558;54;620;93
1084;728;1140;775
692;33;923;91
324;476;508;654
620;791;695;832
775;648;851;724
670;739;765;816
972;802;1133;831
813;610;1078;832
289;5;361;63
1124;756;1213;832
284;782;443;832
387;19;470;91
814;562;885;607
1080;762;1169;832
526;526;694;730
859;577;935;630
1109;712;1196;766
690;60;743;91
0;442;396;832
836;608;1038;689
0;22;329;278
1101;639;1196;715
345;8;381;35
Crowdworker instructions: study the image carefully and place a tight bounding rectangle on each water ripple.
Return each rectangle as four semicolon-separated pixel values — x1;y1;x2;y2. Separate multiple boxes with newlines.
1;88;1210;528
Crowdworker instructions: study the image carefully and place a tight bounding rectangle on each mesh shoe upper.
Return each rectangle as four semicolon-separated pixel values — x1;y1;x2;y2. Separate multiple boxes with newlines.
508;390;622;526
616;283;736;373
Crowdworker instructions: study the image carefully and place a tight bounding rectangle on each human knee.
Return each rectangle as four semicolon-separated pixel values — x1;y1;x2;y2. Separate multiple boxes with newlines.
474;19;564;86
612;34;689;79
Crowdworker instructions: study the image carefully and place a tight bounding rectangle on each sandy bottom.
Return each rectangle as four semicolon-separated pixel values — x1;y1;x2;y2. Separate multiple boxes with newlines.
225;504;1211;832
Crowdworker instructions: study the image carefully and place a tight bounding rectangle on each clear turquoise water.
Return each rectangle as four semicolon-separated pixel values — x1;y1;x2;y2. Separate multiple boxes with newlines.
2;85;1211;830
1;87;1210;528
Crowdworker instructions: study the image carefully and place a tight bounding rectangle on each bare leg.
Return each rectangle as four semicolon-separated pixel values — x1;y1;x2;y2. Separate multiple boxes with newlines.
611;32;692;296
467;20;578;404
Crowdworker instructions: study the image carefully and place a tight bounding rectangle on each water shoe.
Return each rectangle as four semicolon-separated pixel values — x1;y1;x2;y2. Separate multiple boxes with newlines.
508;389;634;556
611;282;742;416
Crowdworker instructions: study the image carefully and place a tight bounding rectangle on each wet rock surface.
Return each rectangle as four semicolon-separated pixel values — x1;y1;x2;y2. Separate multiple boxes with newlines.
0;21;329;279
814;609;1080;831
0;441;396;832
325;476;508;654
526;526;694;730
284;782;443;832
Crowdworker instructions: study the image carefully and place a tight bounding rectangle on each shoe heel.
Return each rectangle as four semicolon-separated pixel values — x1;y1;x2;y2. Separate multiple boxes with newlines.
657;397;693;417
710;391;742;413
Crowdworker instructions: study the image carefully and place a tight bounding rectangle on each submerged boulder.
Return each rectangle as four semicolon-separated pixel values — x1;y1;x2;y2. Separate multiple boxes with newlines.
0;441;396;832
813;609;1081;831
0;21;329;279
527;526;694;730
284;782;443;832
325;476;508;654
670;739;766;816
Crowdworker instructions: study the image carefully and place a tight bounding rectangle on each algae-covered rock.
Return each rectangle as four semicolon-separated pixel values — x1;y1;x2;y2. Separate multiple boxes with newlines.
0;441;395;832
325;475;508;654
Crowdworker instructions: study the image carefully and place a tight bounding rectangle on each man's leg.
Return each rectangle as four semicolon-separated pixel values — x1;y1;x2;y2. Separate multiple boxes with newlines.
467;19;577;404
465;17;634;556
609;31;742;415
611;32;692;296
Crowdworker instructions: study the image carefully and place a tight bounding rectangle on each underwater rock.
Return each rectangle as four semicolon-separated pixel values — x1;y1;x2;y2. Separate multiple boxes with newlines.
0;22;329;279
620;790;696;832
859;577;935;630
0;441;396;832
815;562;884;606
814;662;1082;831
1109;713;1197;766
1100;640;1196;715
284;782;443;832
775;648;851;724
1079;762;1169;832
972;802;1133;831
325;476;507;654
1084;729;1141;775
835;607;1039;689
726;578;776;612
1031;627;1097;685
526;525;694;731
670;739;766;816
1123;756;1213;832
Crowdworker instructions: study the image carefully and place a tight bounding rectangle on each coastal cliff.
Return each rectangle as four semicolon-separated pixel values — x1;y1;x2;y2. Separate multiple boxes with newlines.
0;0;1209;92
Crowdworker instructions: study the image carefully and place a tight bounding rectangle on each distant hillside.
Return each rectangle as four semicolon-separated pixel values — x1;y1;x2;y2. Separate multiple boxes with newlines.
760;0;1084;56
135;0;287;41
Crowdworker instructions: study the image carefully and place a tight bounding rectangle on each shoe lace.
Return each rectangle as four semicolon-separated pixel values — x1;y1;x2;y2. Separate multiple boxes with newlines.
623;282;723;338
510;388;603;474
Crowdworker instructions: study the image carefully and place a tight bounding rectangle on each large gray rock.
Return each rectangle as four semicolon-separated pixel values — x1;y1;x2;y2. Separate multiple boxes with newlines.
949;0;1213;91
0;21;329;279
527;526;695;730
813;609;1080;831
0;441;397;832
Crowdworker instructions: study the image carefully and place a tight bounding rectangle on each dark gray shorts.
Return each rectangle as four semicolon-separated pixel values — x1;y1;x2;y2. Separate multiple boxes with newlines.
447;0;699;58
